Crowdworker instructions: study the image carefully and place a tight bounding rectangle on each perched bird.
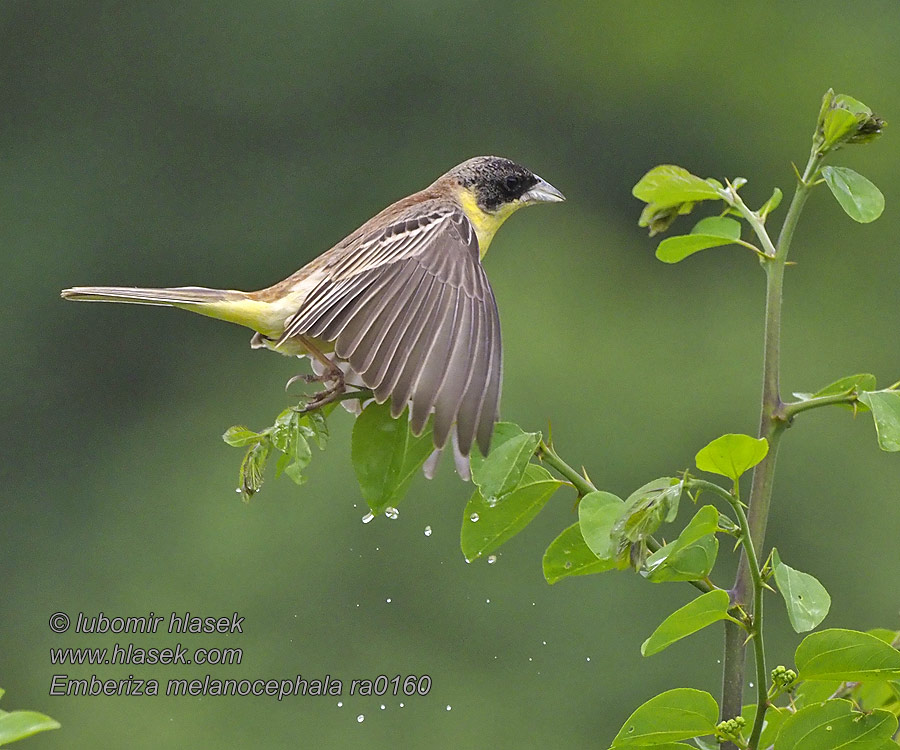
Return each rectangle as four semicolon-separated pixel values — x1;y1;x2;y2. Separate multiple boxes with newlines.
62;156;564;465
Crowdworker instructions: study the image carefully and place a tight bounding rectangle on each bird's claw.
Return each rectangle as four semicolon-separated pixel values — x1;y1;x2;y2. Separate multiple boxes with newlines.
287;367;346;413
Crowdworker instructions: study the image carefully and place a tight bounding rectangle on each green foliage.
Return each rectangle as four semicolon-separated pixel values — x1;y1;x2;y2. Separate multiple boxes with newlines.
351;402;433;515
0;688;60;747
641;590;735;656
771;548;831;633
468;422;541;500
461;464;563;563
633;165;724;235
225;404;329;501
796;628;900;682
859;390;900;452
609;688;719;746
822;166;885;223
642;505;719;583
542;522;623;584
655;216;743;264
578;490;626;559
773;699;897;750
695;433;768;482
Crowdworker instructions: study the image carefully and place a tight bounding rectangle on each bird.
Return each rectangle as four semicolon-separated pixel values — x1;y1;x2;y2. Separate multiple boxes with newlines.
61;156;565;467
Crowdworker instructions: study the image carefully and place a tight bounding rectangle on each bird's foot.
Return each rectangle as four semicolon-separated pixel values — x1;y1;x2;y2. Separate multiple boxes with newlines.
286;367;346;412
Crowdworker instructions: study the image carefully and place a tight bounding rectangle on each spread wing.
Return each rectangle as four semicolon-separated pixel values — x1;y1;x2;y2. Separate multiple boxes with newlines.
279;207;501;456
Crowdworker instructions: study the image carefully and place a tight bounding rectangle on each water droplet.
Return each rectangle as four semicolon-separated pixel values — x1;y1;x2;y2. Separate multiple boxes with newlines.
446;705;452;711
485;598;491;603
487;555;497;564
424;525;433;537
586;657;591;662
542;640;547;645
399;702;404;708
469;512;479;522
826;725;833;731
357;714;365;723
749;682;754;688
384;506;399;520
386;598;392;603
528;657;533;662
380;704;386;710
362;512;375;524
563;561;573;569
485;495;499;507
235;488;241;493
337;701;343;707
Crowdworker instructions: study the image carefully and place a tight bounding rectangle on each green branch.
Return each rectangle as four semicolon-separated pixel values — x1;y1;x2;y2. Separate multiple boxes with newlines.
718;148;823;746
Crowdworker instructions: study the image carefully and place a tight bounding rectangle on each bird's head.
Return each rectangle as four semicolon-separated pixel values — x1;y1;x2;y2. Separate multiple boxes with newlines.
441;156;565;255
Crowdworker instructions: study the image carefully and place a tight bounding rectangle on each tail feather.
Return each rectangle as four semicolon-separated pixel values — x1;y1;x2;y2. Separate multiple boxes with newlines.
60;285;237;306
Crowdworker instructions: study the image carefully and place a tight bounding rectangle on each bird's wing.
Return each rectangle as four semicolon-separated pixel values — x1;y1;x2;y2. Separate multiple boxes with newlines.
279;207;501;456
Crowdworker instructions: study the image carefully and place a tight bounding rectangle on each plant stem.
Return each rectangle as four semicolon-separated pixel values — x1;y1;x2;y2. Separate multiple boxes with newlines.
537;441;713;594
719;149;822;742
690;479;768;749
779;391;859;419
537;440;597;496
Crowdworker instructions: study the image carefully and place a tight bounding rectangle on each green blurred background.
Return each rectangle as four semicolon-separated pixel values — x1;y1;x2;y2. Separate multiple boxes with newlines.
3;1;899;747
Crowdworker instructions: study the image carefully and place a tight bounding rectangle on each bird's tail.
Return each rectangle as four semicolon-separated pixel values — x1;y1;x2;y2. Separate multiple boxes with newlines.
60;285;238;306
60;284;285;335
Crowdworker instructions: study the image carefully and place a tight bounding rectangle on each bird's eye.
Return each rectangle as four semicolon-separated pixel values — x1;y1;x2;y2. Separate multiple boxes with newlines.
504;175;520;192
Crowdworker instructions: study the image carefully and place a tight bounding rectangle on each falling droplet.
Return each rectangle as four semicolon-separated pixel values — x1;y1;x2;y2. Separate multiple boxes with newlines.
337;701;343;707
528;657;533;662
384;506;399;520
357;715;365;723
424;525;433;537
362;512;375;524
469;512;479;522
487;555;497;564
399;702;404;708
542;641;547;645
749;682;754;688
485;598;490;603
380;704;386;710
586;657;591;662
446;705;452;711
386;598;392;603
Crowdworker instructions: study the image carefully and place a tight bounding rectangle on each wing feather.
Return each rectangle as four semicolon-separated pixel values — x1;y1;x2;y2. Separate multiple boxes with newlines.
280;205;502;455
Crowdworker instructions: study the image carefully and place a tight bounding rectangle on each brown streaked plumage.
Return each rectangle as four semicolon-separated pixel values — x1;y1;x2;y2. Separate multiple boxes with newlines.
61;156;565;460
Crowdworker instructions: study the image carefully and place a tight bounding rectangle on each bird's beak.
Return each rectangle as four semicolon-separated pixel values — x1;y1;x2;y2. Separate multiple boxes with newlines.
521;176;566;204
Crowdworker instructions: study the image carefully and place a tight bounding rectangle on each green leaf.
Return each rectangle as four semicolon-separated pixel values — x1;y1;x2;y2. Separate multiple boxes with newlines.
774;699;897;750
239;440;271;501
0;709;61;746
858;391;900;451
469;422;541;501
796;629;900;682
740;704;788;750
610;688;719;746
542;522;623;584
578;490;626;559
771;548;831;633
823;108;861;149
794;679;842;708
614;477;684;544
656;216;743;263
695;433;768;481
760;187;783;218
633;165;723;205
641;590;734;656
822;166;885;223
351;402;433;514
461;464;562;562
222;425;264;447
644;505;720;583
